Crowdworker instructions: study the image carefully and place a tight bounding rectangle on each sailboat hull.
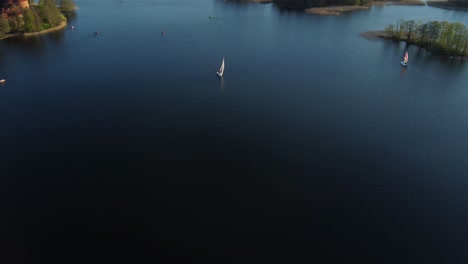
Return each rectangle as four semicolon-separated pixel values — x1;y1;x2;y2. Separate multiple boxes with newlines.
216;71;223;78
400;61;408;67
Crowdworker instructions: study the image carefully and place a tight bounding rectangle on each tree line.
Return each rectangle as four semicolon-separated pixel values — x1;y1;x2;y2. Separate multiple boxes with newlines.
0;0;75;37
273;0;379;8
446;0;468;6
273;0;468;8
385;20;468;57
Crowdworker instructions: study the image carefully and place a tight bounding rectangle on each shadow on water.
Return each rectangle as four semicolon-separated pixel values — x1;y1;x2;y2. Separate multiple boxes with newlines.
1;27;70;55
46;29;66;45
382;39;467;74
412;45;467;70
2;35;48;54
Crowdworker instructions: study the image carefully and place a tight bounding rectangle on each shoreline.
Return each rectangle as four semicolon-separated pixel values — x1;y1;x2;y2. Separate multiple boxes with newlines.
360;30;392;40
426;0;468;10
0;20;67;40
229;0;273;3
235;0;426;14
302;0;425;16
306;5;369;16
307;1;424;16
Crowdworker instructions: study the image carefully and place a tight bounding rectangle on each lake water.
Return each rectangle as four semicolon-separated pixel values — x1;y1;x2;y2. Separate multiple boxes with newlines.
1;0;468;262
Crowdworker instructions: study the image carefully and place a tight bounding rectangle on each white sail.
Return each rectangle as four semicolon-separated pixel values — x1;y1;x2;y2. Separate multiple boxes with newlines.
217;57;224;77
400;51;409;67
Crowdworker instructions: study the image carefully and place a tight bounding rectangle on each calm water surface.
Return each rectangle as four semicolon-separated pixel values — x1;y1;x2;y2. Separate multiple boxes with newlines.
1;0;468;262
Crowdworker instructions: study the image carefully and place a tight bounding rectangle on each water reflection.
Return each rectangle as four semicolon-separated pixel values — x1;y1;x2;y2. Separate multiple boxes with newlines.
1;29;68;56
3;35;48;54
400;66;407;77
439;56;466;70
219;77;225;94
64;11;78;22
48;29;66;45
0;51;4;66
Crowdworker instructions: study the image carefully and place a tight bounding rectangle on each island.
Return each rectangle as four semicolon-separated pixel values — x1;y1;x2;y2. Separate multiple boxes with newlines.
362;20;468;58
234;0;468;15
0;0;76;39
273;0;424;15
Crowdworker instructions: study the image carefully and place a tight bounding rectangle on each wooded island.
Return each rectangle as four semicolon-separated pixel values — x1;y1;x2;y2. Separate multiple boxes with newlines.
0;0;75;38
273;0;420;8
363;20;468;57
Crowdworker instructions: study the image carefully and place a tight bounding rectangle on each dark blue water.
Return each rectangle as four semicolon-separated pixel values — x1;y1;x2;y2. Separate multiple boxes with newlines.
1;0;468;263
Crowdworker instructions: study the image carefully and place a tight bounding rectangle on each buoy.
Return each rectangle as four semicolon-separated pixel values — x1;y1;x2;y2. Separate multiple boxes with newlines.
0;79;6;84
70;25;74;30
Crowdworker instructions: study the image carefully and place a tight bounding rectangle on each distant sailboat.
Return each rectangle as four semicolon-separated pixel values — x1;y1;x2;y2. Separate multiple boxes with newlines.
216;57;225;78
400;51;408;67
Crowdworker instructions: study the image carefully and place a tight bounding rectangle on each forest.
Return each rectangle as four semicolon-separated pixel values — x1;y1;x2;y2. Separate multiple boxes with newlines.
274;0;372;7
273;0;468;8
385;20;468;57
0;0;75;37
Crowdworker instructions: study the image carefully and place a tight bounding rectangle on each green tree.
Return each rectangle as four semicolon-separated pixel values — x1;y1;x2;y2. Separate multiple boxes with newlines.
38;0;64;27
451;23;465;51
58;0;75;13
402;20;417;42
385;19;468;56
384;24;395;37
0;16;11;37
8;19;18;33
23;8;41;32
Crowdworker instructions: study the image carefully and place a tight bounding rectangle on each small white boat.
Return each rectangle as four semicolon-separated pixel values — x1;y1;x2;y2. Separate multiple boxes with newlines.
216;57;225;78
0;79;5;84
400;51;408;67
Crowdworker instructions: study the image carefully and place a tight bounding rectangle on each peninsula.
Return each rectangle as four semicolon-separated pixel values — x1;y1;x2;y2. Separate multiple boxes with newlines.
362;20;468;58
273;0;424;15
0;0;75;39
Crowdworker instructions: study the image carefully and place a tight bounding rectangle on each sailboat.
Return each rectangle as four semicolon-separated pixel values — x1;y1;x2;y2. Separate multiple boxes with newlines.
216;57;225;78
400;51;408;67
